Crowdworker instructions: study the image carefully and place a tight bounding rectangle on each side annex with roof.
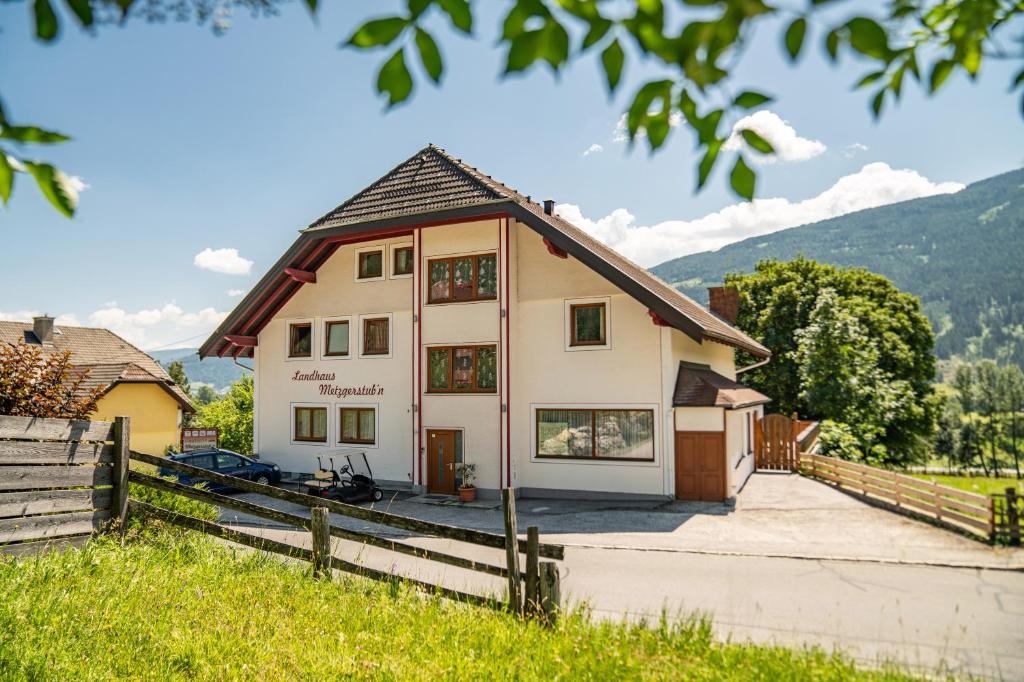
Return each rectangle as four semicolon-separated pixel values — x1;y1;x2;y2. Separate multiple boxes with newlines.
200;145;770;501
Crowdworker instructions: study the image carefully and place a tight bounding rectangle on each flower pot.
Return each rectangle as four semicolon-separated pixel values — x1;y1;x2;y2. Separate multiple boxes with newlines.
459;486;477;503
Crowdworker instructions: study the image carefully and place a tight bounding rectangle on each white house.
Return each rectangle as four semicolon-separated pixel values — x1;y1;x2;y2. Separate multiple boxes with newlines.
199;145;771;502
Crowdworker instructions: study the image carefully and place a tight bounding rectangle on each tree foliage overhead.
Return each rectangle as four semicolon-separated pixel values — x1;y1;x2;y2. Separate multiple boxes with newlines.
7;0;1023;216
0;341;103;418
726;257;936;463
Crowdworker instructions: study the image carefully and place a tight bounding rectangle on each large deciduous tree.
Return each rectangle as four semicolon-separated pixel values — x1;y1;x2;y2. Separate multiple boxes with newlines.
193;375;253;455
0;341;103;418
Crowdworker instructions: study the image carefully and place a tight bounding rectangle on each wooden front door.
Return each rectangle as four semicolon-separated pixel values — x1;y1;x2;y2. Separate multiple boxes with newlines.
675;432;726;502
427;429;457;495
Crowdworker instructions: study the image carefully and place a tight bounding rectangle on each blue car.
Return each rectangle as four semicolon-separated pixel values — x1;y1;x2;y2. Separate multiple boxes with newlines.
161;449;282;492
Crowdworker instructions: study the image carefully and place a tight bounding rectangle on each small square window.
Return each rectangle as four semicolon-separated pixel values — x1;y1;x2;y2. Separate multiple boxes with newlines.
358;250;384;280
289;323;312;358
393;246;414;276
324;320;349;357
570;303;606;346
363;317;389;356
340;407;376;445
294;406;327;443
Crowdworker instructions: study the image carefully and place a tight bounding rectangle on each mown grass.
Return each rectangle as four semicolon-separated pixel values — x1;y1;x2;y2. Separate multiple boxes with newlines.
0;530;918;681
909;474;1023;497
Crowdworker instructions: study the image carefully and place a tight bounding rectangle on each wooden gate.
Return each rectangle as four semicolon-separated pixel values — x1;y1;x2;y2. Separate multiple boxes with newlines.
755;413;799;471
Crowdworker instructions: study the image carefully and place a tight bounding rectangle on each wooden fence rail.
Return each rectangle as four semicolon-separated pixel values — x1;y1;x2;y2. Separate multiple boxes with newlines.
802;453;994;539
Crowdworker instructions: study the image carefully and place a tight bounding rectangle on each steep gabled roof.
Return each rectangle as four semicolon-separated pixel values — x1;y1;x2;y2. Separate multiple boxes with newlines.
672;362;770;409
200;145;770;360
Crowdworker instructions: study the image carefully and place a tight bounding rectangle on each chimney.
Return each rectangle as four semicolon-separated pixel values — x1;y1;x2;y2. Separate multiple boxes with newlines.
33;315;55;344
543;199;555;215
707;287;739;325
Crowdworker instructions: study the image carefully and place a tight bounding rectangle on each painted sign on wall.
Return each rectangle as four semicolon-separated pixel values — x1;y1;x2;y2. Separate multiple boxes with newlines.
291;369;384;398
181;428;219;451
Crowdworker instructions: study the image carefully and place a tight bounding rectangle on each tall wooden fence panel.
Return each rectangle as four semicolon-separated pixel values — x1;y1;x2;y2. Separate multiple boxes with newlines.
755;413;799;471
992;488;1022;546
0;415;127;556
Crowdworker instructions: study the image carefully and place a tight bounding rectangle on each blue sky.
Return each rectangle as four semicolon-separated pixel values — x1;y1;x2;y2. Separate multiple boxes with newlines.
1;2;1021;349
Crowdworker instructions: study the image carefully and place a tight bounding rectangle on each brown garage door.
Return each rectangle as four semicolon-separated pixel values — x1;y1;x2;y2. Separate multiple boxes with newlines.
675;431;726;502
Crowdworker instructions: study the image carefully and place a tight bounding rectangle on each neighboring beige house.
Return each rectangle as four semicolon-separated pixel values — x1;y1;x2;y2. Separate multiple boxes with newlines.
200;145;770;501
0;316;194;455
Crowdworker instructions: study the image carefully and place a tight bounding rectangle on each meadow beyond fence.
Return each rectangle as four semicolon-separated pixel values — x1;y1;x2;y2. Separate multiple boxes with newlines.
0;415;565;619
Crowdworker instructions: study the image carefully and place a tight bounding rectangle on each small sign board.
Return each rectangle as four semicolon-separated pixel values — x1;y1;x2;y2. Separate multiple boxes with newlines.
181;428;219;451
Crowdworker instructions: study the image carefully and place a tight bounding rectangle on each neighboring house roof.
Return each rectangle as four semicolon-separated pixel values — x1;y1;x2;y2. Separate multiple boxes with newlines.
0;321;195;412
672;362;771;410
200;144;770;360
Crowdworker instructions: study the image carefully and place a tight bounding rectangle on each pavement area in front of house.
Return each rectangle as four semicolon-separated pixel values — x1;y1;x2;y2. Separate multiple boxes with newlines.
213;473;1024;679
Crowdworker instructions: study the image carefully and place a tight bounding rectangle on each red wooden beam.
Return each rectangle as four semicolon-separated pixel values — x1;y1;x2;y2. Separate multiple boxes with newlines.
543;237;568;259
648;310;671;327
224;335;258;347
284;267;316;284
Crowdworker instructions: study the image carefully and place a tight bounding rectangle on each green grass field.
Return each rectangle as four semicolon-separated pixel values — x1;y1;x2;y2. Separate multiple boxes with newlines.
908;474;1023;497
0;530;919;681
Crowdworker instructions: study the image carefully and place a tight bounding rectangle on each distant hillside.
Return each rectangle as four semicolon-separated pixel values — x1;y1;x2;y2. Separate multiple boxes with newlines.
651;168;1024;361
150;348;245;392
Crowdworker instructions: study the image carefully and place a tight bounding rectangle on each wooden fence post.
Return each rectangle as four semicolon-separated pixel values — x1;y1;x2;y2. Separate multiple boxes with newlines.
310;507;332;579
502;488;522;614
1007;488;1020;547
525;526;540;617
538;561;560;625
110;416;130;532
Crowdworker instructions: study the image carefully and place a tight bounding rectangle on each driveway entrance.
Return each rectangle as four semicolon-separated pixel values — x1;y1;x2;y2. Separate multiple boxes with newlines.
674;431;725;501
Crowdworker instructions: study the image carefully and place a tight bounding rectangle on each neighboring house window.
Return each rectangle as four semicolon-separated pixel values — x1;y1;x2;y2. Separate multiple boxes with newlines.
570;303;606;346
427;253;498;303
288;322;312;358
393;246;414;276
427;345;497;393
358;249;384;280
324;320;350;357
536;408;654;461
339;407;376;445
294;406;327;443
362;317;390;356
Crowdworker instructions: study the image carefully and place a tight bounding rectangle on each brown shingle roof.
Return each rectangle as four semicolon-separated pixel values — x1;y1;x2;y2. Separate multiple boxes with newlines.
0;321;194;412
672;362;771;409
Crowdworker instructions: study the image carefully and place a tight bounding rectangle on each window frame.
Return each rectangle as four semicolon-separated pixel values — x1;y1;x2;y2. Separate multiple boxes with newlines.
292;404;328;444
338;406;377;445
322;317;352;359
534;407;656;463
426;344;499;394
426;252;499;304
354;245;386;282
359;314;392;359
286;320;314;360
390;243;414;279
569;302;607;347
564;297;612;352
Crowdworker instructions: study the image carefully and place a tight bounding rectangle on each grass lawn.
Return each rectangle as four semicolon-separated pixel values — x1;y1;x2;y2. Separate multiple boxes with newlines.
0;530;919;681
908;474;1023;497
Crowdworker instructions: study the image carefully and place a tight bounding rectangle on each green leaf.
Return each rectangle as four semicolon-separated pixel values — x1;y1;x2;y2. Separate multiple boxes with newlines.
740;128;774;154
697;138;723;190
0;126;71;144
346;17;408;48
1014;68;1024;89
582;18;612;49
301;0;318;15
414;28;443;83
504;30;542;73
0;153;13;205
24;162;77;217
855;70;886;89
929;60;955;93
437;0;472;34
962;44;981;78
730;155;756;200
33;0;59;41
376;49;414;107
784;18;806;61
0;99;8;126
63;0;93;27
733;91;773;109
825;29;840;61
407;0;431;19
537;20;570;70
846;17;891;60
870;88;885;118
600;39;624;93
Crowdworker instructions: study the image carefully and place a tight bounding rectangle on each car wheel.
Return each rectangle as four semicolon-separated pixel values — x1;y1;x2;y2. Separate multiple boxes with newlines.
254;474;271;486
372;488;384;502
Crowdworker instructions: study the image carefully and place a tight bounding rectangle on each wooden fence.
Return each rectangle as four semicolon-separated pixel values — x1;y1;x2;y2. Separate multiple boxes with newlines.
754;413;800;471
802;453;995;540
0;415;127;557
992;488;1021;546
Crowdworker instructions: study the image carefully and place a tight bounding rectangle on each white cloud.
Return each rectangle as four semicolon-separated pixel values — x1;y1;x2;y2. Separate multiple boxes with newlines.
582;144;604;157
724;110;826;164
0;310;79;326
842;142;869;158
226;289;245;297
555;162;964;267
613;112;682;143
87;303;227;350
193;247;253;275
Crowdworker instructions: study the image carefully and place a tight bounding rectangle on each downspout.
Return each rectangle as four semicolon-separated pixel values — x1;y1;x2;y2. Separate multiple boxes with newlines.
735;357;770;375
504;217;512;490
233;357;253;372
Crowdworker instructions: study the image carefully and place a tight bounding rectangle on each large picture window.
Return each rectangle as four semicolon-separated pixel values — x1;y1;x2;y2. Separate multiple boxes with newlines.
362;317;390;356
536;409;654;461
294;406;327;443
288;322;312;358
339;407;376;445
427;345;497;393
427;253;498;303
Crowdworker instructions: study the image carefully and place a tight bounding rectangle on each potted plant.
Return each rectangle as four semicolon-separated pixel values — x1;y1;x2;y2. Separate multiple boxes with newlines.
457;463;477;503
